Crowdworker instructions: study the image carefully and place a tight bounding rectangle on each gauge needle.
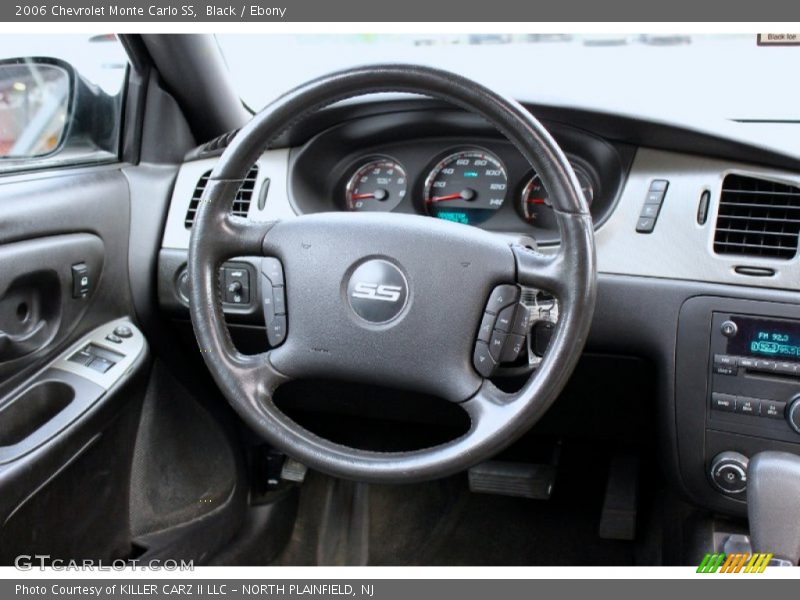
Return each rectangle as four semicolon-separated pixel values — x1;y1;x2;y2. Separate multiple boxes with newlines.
427;189;476;204
352;188;388;201
527;198;548;205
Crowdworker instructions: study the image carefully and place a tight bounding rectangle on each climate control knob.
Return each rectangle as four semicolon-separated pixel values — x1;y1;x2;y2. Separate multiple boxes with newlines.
709;451;749;495
787;396;800;434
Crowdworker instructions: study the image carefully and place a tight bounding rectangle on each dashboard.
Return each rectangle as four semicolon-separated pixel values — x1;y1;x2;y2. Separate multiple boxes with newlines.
159;99;800;523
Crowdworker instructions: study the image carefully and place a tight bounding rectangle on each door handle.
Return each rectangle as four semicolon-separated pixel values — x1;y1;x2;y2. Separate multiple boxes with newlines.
0;319;49;361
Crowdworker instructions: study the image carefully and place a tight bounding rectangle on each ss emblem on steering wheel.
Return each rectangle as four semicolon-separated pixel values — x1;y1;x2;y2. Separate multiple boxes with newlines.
346;259;409;324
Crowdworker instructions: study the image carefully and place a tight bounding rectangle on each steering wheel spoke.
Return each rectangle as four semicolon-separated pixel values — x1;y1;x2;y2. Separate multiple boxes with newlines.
197;178;277;259
513;244;568;297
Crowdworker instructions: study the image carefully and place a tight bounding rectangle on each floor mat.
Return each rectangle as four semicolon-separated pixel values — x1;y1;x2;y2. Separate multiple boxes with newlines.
274;442;636;566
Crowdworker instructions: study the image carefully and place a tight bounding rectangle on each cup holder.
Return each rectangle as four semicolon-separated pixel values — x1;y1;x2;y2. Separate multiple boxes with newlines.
0;380;74;447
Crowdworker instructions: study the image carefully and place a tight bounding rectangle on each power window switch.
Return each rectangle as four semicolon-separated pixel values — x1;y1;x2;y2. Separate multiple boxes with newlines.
88;357;115;373
71;263;90;298
68;345;94;366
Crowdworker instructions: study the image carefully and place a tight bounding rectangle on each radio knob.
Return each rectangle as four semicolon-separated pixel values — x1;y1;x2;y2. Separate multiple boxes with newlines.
786;396;800;434
709;451;749;495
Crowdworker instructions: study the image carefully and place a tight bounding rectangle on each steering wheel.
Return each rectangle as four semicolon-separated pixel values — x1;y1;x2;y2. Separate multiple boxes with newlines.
188;64;596;483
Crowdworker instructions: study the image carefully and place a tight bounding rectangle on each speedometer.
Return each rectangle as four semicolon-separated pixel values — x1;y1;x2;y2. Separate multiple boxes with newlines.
424;150;507;225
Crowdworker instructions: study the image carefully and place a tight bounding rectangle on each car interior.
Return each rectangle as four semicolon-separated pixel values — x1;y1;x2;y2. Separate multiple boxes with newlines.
2;33;800;567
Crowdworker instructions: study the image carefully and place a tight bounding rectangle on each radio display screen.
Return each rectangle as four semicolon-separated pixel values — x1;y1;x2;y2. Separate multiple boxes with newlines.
727;316;800;361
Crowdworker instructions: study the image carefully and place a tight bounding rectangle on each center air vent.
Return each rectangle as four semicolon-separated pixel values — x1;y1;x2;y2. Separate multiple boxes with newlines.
184;166;258;229
713;173;800;260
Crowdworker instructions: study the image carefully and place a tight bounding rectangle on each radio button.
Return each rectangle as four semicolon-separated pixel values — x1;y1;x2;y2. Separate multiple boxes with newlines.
738;357;757;369
714;354;738;367
720;320;738;338
754;359;778;372
776;361;798;376
761;400;786;420
736;397;761;416
713;364;737;376
711;393;737;413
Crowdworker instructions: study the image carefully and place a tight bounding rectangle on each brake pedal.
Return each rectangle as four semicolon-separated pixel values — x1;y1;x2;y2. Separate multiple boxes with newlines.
468;460;556;499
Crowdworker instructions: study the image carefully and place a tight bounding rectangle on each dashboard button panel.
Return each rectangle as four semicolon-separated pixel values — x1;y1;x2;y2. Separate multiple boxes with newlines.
636;180;669;233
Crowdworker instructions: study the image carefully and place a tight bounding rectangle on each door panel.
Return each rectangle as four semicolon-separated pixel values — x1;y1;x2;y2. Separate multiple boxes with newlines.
0;166;152;563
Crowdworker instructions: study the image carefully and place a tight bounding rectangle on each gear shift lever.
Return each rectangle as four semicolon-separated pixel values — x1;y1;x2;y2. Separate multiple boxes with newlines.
748;451;800;565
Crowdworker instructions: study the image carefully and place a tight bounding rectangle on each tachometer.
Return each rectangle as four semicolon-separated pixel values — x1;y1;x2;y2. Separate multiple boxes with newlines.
345;159;407;212
520;168;594;225
424;150;507;225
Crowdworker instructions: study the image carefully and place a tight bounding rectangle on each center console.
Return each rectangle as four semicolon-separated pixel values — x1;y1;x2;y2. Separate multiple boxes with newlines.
677;297;800;516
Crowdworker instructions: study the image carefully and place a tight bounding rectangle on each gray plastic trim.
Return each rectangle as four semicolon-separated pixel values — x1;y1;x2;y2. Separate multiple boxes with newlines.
163;145;800;293
597;148;800;290
161;150;292;250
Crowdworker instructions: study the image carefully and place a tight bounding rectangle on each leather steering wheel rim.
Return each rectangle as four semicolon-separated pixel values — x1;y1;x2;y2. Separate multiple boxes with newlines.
188;64;596;483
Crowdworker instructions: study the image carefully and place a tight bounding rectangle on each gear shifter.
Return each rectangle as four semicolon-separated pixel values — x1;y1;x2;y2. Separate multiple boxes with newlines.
748;451;800;565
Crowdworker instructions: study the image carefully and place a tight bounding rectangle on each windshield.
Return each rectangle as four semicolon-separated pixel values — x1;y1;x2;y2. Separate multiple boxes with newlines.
217;34;798;123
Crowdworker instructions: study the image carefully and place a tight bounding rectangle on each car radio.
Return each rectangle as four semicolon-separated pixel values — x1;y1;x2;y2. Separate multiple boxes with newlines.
708;313;800;443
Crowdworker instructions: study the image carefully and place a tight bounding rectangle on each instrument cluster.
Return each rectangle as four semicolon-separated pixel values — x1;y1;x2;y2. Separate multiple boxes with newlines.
340;145;598;232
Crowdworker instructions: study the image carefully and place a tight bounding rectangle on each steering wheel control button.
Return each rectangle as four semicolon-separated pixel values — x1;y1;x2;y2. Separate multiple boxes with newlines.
261;257;285;286
267;314;287;347
709;451;749;495
485;285;519;315
478;312;495;342
720;320;738;338
346;259;408;324
495;304;517;332
489;330;508;361
511;305;530;336
113;325;133;338
260;257;288;347
500;334;526;363
473;342;497;378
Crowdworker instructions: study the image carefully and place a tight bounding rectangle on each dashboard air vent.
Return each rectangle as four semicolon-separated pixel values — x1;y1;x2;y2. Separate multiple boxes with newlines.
184;166;259;229
713;173;800;260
